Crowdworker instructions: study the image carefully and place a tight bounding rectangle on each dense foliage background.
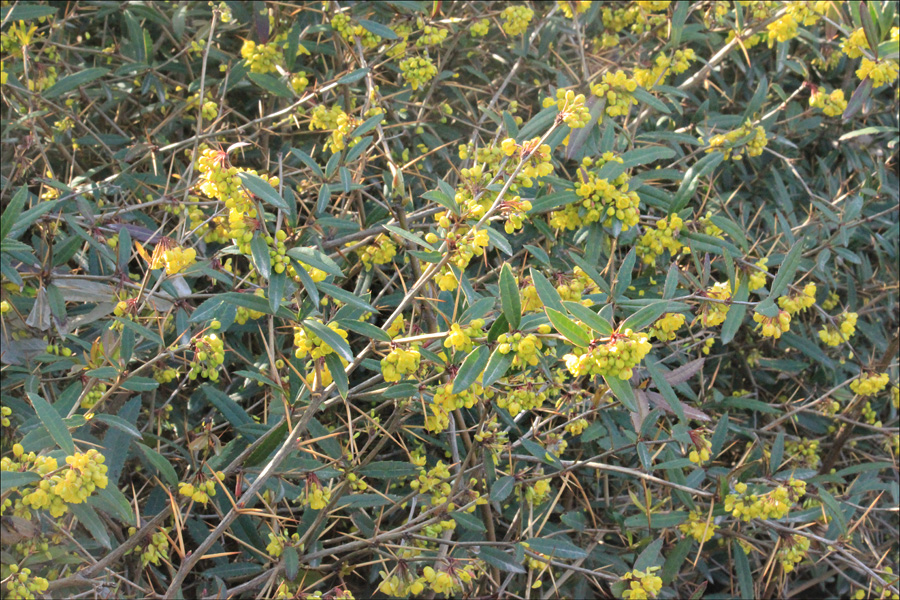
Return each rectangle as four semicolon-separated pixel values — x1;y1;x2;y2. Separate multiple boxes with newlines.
1;1;898;599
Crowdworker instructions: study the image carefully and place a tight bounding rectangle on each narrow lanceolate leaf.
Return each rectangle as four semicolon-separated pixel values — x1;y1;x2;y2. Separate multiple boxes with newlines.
383;224;434;250
644;358;685;422
285;247;343;277
525;537;588;560
490;475;515;502
237;171;289;211
563;301;613;336
453;345;489;394
621;300;674;332
672;152;724;212
42;68;109;99
720;276;749;344
1;187;28;241
451;511;486;533
315;282;377;313
134;442;179;487
613;248;637;300
482;347;515;388
546;308;591;348
29;393;75;455
603;375;637;412
250;234;271;281
324;353;349;399
303;320;353;363
499;263;522;330
1;471;40;493
530;268;565;313
477;546;526;574
768;239;804;299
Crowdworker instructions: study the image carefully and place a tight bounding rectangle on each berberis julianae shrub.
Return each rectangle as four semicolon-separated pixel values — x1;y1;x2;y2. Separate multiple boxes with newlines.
1;1;898;599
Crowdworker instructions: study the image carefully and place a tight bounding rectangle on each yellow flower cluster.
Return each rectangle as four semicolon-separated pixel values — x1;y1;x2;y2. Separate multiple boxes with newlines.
309;104;358;154
785;438;820;469
637;214;685;266
591;70;639;117
634;49;696;88
266;531;300;558
4;564;49;600
748;258;768;292
399;55;437;90
621;566;664;600
1;404;11;427
497;332;544;367
435;226;490;291
235;289;268;324
558;0;592;18
429;383;480;432
678;511;717;543
128;527;170;567
856;58;899;88
649;313;685;341
386;314;406;339
497;379;549;415
778;283;816;314
299;475;331;510
545;88;592;128
410;460;452;504
822;291;840;310
240;39;283;75
294;321;349;360
818;311;857;346
381;345;421;382
416;19;448;46
688;433;712;464
331;12;381;49
850;372;890;397
723;478;806;521
379;562;477;598
753;309;791;339
842;28;869;59
188;333;225;381
150;242;197;276
564;329;651;380
501;5;534;36
291;72;309;95
700;282;731;327
471;18;490;37
550;154;640;231
444;319;485;353
179;473;222;504
704;121;767;160
357;234;397;270
524;476;552;505
777;534;810;573
20;449;109;517
809;87;847;117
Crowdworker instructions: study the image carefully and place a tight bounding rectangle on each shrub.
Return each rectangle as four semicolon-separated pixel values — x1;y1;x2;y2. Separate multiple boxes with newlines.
1;1;898;599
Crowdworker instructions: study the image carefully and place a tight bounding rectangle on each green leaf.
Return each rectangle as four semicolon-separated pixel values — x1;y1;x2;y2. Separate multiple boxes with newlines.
291;149;324;178
672;152;724;212
632;86;671;113
383;224;434;250
247;72;293;98
563;302;612;336
768;239;804;300
359;461;421;479
352;113;386;137
0;3;59;21
733;540;754;599
324;353;349;399
478;546;526;574
203;385;253;428
1;187;28;241
481;347;515;388
338;68;370;85
29;393;75;455
499;264;521;330
451;511;486;533
422;189;459;215
1;471;40;493
316;281;376;313
620;146;676;168
491;475;515;502
634;538;664;572
303;320;354;363
335;494;401;508
286;247;343;277
546;308;591;347
603;376;637;412
720;276;749;344
269;269;286;313
453;346;489;394
237;172;289;211
283;546;300;581
843;77;873;121
337;318;392;343
644;358;684;422
530;268;565;313
70;503;111;549
250;234;272;280
621;300;676;332
135;442;178;487
525;537;587;560
92;414;142;438
43;68;109;99
613;248;636;299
